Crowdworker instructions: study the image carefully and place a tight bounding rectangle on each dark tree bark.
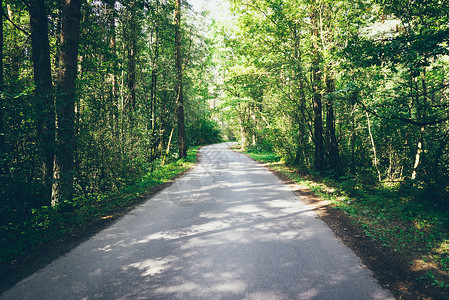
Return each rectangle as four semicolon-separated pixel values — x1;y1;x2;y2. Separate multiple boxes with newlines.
105;0;118;101
0;3;5;175
324;70;341;174
150;59;157;130
149;0;160;161
29;0;55;204
175;0;186;158
105;0;119;133
350;90;357;173
52;0;82;205
291;23;308;166
310;5;324;174
127;30;136;112
125;0;138;114
150;0;160;132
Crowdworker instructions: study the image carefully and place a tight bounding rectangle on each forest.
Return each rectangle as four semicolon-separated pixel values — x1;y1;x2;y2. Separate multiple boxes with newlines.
215;0;449;293
219;0;449;187
1;0;221;268
1;0;449;293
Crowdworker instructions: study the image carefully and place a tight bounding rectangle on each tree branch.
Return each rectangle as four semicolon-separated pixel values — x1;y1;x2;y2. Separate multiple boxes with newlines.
358;99;449;126
2;9;30;36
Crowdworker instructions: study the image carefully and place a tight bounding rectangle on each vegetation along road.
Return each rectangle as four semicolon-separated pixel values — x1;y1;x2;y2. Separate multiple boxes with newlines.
0;143;393;299
3;0;449;298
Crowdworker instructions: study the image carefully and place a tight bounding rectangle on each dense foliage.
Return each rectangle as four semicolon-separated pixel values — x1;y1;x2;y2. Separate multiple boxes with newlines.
214;0;449;199
0;0;220;266
212;1;449;291
2;0;449;290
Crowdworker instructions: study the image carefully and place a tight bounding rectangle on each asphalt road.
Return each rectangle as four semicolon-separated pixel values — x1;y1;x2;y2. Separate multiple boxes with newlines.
1;143;394;299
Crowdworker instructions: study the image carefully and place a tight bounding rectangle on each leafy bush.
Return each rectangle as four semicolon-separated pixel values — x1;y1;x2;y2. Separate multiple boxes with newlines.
186;118;222;146
0;149;197;269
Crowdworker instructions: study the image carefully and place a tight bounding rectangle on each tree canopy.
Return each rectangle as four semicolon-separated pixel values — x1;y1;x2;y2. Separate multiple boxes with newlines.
211;0;449;190
0;0;221;231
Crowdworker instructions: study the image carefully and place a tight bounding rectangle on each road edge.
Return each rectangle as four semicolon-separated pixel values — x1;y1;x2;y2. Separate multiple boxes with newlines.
236;150;445;300
0;147;203;294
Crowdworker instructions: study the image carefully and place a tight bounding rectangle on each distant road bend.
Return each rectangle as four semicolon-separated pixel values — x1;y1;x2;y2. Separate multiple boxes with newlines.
1;142;393;299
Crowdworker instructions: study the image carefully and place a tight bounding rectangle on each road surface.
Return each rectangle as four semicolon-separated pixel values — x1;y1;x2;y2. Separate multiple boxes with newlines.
1;143;393;299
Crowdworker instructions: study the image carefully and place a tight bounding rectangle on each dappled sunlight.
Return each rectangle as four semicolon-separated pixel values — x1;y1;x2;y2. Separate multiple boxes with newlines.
227;204;265;214
189;220;232;233
264;199;308;215
88;268;102;276
244;290;295;300
213;281;247;293
436;240;449;254
81;145;389;298
180;227;249;248
1;143;393;299
328;273;352;285
277;229;302;240
154;282;202;295
123;256;178;277
127;194;319;249
297;288;320;299
198;212;230;219
96;244;113;252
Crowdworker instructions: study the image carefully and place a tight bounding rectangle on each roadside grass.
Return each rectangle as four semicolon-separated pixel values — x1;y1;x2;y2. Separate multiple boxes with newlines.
0;147;198;270
243;148;449;291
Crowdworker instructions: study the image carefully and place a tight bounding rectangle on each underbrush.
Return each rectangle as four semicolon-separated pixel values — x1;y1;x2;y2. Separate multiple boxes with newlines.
245;146;281;163
0;148;198;270
244;149;449;292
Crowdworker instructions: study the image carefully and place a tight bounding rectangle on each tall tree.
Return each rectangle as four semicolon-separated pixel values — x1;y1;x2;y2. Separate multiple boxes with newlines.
0;1;5;176
352;0;449;181
29;0;55;204
175;0;186;158
324;68;340;174
125;0;138;113
149;0;160;132
105;0;118;103
52;0;82;204
310;2;325;174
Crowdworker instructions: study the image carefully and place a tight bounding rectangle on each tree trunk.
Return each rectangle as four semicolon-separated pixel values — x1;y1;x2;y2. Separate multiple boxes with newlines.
324;70;340;174
411;126;424;180
151;61;158;131
250;105;256;145
162;125;175;165
0;3;5;175
150;42;158;161
349;90;357;172
411;72;428;180
310;5;324;174
292;23;307;166
175;0;186;158
127;11;137;113
105;0;118;114
312;81;324;174
239;119;246;150
52;0;82;205
150;0;160;132
29;0;55;205
366;112;382;182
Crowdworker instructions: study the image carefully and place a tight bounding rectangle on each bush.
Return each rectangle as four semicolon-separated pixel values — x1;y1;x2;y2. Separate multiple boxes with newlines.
186;118;222;146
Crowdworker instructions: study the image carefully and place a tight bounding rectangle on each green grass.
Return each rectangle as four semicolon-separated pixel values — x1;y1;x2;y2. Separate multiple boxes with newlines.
237;144;281;163
244;148;449;290
246;151;280;163
0;147;198;269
